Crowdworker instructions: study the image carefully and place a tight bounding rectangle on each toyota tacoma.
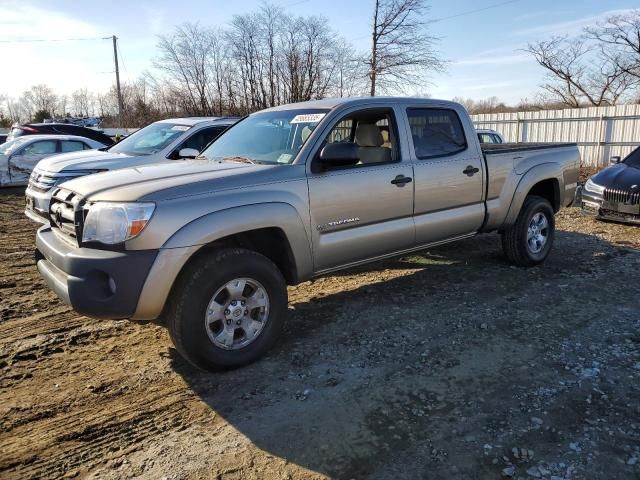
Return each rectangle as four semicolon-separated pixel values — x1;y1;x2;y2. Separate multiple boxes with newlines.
35;97;579;371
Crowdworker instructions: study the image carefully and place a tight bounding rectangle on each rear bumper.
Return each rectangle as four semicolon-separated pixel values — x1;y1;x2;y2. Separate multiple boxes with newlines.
35;226;158;319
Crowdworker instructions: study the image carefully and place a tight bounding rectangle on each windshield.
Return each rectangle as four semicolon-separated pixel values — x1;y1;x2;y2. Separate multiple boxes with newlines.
0;137;30;155
623;146;640;168
109;122;192;156
200;109;329;164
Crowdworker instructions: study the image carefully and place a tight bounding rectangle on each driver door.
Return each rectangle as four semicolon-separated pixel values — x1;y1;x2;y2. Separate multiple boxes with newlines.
307;107;415;272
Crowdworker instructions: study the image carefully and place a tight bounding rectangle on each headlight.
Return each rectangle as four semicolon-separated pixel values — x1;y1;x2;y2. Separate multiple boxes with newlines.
584;178;605;195
82;202;155;245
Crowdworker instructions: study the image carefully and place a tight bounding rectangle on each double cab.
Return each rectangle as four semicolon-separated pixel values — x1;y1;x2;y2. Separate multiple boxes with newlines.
35;97;579;371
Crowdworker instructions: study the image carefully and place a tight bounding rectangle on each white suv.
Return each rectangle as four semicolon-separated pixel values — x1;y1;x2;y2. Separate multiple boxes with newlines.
25;117;238;223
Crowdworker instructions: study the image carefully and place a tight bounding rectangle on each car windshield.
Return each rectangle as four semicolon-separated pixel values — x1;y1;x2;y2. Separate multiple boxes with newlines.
109;122;192;156
0;137;30;155
623;146;640;168
200;109;329;164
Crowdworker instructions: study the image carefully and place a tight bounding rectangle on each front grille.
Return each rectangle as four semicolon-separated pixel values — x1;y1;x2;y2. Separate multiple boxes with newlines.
49;188;85;245
603;187;640;205
28;170;82;193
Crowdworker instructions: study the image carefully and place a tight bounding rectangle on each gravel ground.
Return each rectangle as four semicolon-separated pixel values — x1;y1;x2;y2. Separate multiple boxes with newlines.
1;188;640;480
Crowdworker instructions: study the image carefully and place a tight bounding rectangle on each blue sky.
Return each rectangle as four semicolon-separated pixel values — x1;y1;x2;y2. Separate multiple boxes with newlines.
1;0;638;103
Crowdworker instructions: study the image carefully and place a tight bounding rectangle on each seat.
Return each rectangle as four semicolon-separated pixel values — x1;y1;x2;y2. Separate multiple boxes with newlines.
355;123;391;164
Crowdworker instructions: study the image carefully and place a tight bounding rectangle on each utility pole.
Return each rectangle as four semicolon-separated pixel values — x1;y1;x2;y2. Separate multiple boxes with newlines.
112;35;124;129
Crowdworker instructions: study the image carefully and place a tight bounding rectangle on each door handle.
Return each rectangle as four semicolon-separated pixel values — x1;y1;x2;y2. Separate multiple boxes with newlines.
463;165;480;176
390;175;412;186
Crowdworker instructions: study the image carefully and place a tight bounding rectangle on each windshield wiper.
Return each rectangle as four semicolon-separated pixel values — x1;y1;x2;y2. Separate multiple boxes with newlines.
222;155;257;165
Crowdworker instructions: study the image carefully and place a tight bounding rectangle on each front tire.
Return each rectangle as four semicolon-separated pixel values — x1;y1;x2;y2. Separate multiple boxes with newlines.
166;248;287;371
501;195;555;267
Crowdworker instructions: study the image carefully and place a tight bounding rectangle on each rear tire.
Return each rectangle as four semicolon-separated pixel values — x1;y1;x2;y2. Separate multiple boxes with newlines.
501;195;555;267
166;248;287;371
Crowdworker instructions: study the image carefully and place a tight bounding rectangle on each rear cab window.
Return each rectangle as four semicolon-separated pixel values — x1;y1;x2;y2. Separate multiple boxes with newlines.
407;108;467;159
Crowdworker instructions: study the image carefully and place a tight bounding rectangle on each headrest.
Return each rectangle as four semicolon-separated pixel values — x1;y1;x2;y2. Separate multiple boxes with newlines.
355;123;383;147
301;126;312;143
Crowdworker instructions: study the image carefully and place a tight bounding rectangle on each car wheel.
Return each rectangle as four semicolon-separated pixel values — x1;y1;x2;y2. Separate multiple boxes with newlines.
501;195;555;267
166;248;287;371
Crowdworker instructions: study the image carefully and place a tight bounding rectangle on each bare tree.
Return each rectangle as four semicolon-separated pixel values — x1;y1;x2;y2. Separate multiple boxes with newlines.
525;11;640;107
367;0;445;96
585;10;640;81
332;38;368;97
71;88;92;117
155;23;219;115
525;36;634;107
21;84;57;119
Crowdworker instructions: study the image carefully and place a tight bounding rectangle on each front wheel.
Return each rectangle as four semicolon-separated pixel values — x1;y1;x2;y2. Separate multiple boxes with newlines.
501;195;555;267
166;248;287;371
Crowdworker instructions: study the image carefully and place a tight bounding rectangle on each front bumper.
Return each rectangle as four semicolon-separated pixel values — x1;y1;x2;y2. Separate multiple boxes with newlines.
581;190;640;225
24;185;53;224
35;226;158;319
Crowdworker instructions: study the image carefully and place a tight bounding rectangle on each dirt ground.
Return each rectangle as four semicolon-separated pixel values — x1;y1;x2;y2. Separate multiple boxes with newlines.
1;188;639;480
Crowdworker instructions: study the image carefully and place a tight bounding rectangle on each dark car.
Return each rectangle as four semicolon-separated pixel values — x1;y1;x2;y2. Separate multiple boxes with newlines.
582;146;640;224
0;134;7;145
8;123;114;146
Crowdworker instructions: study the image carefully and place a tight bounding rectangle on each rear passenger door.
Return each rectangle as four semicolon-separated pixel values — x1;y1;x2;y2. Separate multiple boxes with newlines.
307;107;415;272
407;107;485;245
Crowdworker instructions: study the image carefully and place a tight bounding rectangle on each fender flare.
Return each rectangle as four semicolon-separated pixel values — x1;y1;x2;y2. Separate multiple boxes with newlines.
162;202;313;280
501;163;562;228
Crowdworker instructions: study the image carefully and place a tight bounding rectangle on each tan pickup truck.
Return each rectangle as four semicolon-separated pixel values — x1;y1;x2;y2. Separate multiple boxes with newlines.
35;97;579;371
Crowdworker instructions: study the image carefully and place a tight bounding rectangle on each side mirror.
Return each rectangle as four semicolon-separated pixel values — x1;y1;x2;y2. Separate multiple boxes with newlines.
178;148;200;159
319;142;359;168
610;156;621;165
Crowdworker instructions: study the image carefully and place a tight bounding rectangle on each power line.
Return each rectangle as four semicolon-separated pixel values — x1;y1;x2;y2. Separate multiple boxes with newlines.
0;36;111;43
431;0;524;22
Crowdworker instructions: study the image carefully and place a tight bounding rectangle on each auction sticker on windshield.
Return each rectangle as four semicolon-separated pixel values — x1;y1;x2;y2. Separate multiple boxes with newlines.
171;125;191;131
291;113;326;124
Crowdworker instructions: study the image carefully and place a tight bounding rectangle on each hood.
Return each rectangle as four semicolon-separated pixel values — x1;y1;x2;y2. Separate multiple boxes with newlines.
592;162;640;190
36;150;154;173
60;159;283;202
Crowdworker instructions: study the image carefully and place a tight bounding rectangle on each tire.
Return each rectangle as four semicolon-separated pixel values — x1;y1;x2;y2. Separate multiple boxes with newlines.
501;195;555;267
166;248;287;371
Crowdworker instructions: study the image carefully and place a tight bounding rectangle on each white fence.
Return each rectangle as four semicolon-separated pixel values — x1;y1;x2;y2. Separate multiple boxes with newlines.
472;104;640;168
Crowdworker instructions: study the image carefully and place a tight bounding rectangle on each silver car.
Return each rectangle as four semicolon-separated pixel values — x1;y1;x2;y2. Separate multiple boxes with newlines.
0;134;106;188
25;117;237;223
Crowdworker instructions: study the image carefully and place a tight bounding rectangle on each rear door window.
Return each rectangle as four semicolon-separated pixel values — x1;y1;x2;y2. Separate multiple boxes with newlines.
61;140;86;152
407;108;467;159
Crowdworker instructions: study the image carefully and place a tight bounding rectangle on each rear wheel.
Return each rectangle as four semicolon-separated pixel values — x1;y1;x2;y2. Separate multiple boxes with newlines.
501;195;555;267
166;248;287;371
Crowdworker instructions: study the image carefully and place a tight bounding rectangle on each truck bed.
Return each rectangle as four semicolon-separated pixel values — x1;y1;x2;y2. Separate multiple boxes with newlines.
482;143;577;155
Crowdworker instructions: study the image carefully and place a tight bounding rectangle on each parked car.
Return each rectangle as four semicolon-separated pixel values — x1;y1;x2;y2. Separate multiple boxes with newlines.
0;134;7;145
35;97;579;371
477;128;504;144
581;146;640;224
8;122;114;146
25;116;238;223
0;134;107;188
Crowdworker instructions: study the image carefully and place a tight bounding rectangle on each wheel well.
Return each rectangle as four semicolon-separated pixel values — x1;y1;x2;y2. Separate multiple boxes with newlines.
528;179;560;212
192;227;298;285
